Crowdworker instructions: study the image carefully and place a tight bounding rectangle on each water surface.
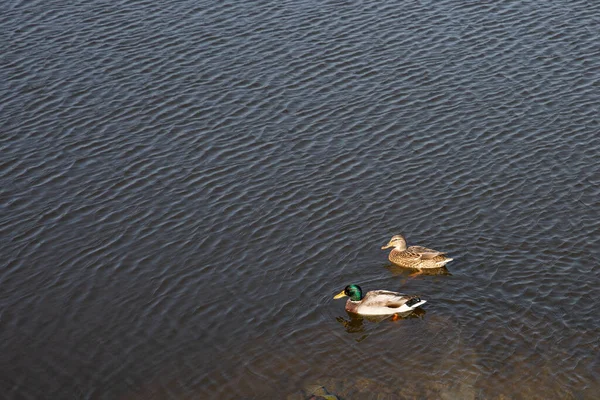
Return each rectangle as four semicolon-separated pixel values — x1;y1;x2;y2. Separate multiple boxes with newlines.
1;0;599;398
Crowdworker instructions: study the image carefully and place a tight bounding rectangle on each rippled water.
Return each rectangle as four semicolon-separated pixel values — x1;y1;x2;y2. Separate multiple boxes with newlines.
1;0;600;398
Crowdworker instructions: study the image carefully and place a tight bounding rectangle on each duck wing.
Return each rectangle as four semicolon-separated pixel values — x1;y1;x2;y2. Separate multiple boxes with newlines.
407;245;446;260
362;290;411;308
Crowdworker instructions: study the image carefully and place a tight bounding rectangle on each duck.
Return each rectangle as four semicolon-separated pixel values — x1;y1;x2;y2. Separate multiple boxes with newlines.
333;284;426;316
381;234;453;274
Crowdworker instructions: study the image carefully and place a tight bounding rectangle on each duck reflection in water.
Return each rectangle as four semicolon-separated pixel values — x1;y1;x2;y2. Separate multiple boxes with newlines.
336;308;427;341
385;264;452;281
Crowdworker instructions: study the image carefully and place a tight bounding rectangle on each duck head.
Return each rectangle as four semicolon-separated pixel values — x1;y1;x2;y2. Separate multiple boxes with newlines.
381;234;407;251
333;284;363;301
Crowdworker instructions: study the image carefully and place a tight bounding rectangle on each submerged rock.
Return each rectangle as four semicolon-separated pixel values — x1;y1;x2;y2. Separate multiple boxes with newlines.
303;384;339;399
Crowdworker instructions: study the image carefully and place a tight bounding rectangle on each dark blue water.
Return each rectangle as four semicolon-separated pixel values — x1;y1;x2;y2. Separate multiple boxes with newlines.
1;0;599;398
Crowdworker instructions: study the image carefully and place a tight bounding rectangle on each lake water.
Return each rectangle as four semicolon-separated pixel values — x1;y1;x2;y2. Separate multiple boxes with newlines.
1;0;599;398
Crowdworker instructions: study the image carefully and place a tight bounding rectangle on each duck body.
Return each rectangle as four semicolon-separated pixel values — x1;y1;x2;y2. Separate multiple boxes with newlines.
334;285;426;316
382;234;453;270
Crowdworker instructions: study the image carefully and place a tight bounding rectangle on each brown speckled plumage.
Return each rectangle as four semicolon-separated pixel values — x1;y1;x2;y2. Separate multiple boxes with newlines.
382;234;453;270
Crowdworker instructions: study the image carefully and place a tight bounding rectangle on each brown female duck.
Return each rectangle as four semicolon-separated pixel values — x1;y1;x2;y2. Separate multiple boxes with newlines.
382;234;453;273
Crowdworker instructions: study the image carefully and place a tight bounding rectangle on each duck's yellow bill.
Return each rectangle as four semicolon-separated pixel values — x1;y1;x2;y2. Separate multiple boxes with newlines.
333;290;347;299
381;244;392;250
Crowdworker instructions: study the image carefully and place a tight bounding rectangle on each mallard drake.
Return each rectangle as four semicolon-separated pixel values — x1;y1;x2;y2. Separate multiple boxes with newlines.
333;284;426;315
382;234;453;272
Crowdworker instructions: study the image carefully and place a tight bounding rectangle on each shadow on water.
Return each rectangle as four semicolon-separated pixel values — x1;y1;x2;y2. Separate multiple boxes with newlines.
335;308;426;342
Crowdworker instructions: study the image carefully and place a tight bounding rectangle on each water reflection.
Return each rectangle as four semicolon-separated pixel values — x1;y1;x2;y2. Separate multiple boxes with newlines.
385;264;452;278
335;308;427;342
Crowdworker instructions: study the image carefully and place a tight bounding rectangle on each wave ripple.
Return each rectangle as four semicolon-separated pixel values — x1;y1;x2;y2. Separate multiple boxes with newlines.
1;0;599;399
